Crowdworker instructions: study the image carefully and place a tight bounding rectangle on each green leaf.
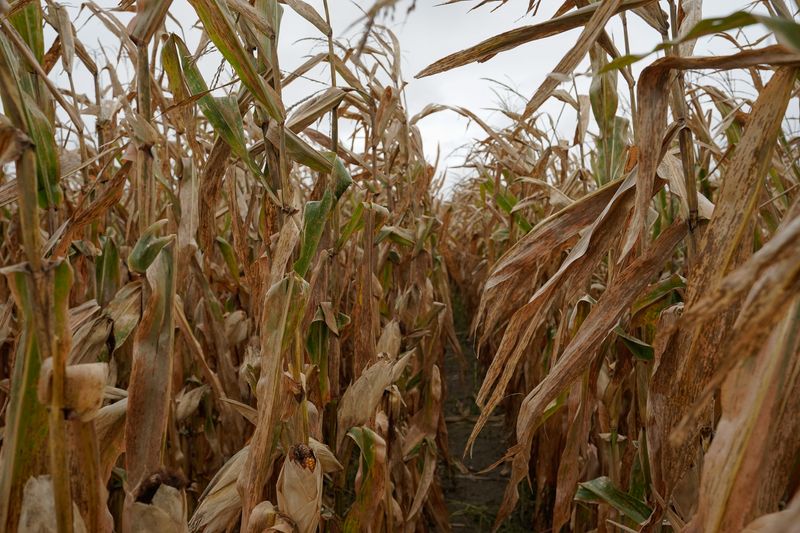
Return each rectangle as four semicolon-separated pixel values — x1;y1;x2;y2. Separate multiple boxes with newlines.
335;202;389;251
681;12;800;51
292;156;351;277
613;327;654;361
128;219;174;274
106;281;143;349
631;273;685;316
9;1;44;65
603;12;800;73
757;15;800;51
185;0;285;121
494;189;516;214
347;426;378;469
343;426;385;532
165;35;265;180
575;476;653;525
24;94;61;208
592;116;629;186
0;35;60;209
305;304;348;404
160;33;190;103
590;46;618;133
337;201;365;250
96;237;121;308
306;315;329;384
294;190;333;277
514;213;533;233
331;156;353;200
215;236;240;284
377;226;415;247
271;273;310;355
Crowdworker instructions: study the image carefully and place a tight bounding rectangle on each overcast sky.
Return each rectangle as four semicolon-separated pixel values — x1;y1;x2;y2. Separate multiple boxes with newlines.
60;0;773;188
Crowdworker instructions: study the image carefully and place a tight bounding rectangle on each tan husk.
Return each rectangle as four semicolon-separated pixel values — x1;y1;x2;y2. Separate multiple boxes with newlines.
276;444;323;533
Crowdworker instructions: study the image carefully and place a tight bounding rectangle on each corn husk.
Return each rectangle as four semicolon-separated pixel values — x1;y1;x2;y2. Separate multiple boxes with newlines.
130;484;188;533
37;360;108;421
276;444;322;533
17;476;87;533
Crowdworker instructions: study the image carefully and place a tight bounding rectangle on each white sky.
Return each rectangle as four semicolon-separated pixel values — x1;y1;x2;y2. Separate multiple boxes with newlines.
53;0;776;189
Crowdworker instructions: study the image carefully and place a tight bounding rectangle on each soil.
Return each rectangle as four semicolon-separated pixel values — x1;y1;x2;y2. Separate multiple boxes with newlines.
439;302;533;532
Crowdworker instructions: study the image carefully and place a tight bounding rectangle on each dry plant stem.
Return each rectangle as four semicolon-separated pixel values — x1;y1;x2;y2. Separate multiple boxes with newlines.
620;12;637;128
668;0;698;253
367;112;377;355
136;44;154;233
0;30;36;528
65;69;91;186
648;65;797;508
28;174;74;533
269;4;309;442
323;0;341;363
322;0;338;155
239;274;297;532
47;261;73;533
27;281;63;528
7;62;73;529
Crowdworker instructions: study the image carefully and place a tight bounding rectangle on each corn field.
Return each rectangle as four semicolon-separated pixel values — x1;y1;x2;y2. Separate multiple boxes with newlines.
0;0;799;531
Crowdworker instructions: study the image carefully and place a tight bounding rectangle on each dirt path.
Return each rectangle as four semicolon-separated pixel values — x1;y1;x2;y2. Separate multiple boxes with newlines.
439;305;532;531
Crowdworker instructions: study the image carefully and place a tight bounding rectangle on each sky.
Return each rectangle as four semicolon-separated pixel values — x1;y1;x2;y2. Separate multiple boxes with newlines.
52;0;775;190
268;0;772;186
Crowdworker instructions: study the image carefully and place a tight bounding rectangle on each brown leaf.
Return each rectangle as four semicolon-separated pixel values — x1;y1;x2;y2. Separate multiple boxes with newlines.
685;301;800;532
416;0;656;78
470;170;643;454
497;219;687;526
337;351;412;451
475;174;624;346
125;239;177;491
647;66;798;502
621;46;800;259
521;0;625;120
0;115;31;165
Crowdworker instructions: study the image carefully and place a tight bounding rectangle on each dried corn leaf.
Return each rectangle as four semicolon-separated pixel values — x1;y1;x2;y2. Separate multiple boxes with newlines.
497;220;686;526
647;66;797;501
125;238;177;490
